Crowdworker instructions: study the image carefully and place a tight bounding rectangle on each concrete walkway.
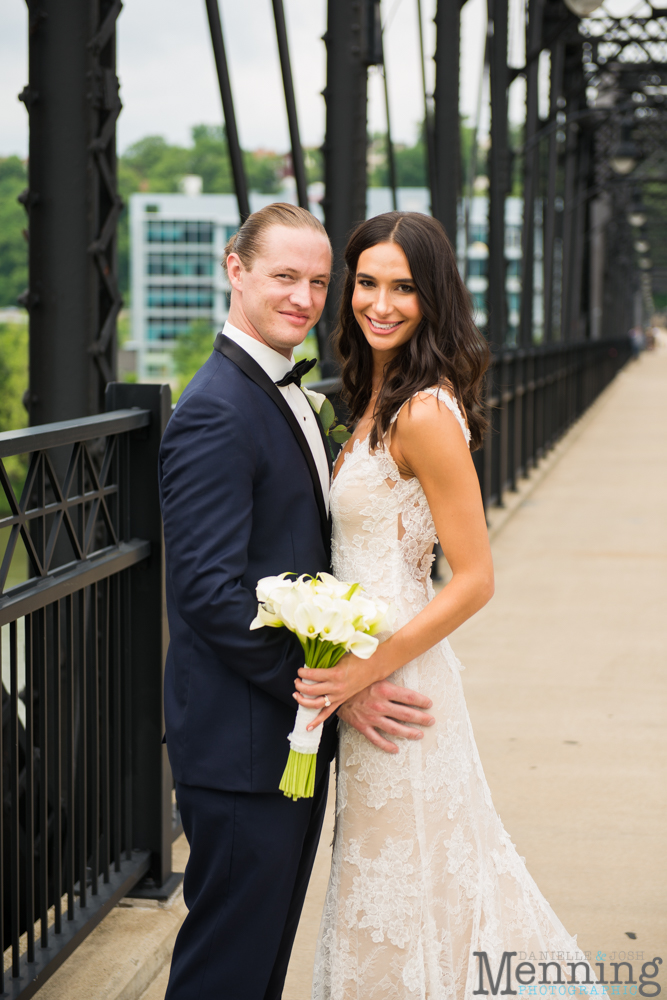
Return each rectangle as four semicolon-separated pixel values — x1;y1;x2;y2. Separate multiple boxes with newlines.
30;351;666;1000
282;350;667;998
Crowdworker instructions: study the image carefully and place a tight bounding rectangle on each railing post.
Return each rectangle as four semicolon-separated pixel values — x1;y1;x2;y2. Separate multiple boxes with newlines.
105;382;174;891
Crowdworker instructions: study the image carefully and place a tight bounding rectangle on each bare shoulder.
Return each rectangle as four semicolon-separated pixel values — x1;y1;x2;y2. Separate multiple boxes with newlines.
394;388;468;447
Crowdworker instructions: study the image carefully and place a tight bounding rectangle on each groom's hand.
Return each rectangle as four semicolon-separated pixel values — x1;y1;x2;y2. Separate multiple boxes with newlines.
337;682;435;754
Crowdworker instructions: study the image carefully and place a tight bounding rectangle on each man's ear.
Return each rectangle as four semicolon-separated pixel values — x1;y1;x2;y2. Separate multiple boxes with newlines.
227;252;244;292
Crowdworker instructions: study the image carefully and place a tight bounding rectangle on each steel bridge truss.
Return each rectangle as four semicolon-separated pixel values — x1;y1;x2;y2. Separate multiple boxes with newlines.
19;0;666;408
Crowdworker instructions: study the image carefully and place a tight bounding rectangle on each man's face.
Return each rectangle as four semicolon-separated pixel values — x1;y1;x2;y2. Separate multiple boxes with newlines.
227;225;331;357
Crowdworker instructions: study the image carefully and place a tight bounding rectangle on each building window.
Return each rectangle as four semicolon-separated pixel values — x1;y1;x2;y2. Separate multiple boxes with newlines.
146;253;215;277
469;224;487;243
146;285;215;309
505;227;522;251
145;362;171;377
146;317;209;341
467;258;488;277
145;220;214;244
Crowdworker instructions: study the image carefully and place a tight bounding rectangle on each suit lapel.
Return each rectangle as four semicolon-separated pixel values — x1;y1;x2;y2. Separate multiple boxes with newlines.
214;334;330;548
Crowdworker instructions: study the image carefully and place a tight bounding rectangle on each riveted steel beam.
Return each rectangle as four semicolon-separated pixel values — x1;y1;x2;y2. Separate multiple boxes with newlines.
23;0;122;424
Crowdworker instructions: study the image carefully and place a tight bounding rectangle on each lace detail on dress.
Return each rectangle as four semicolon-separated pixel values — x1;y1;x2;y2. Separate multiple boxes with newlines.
313;387;606;1000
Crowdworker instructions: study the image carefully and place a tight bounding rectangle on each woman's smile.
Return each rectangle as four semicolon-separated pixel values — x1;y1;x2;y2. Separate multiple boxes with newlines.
365;316;404;334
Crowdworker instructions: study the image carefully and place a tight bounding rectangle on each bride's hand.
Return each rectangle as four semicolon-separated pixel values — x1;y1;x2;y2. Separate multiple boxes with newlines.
293;653;380;730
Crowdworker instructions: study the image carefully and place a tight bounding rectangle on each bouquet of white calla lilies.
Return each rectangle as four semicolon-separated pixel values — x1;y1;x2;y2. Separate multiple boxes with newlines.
250;572;393;799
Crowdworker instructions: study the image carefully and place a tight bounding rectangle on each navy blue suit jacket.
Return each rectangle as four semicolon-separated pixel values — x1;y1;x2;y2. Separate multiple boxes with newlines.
159;335;337;792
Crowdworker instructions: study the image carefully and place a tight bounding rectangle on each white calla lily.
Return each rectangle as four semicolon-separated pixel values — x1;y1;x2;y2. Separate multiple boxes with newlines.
313;572;351;599
366;599;394;635
249;603;284;629
277;589;303;631
293;602;324;639
318;608;356;645
346;630;379;659
256;573;292;604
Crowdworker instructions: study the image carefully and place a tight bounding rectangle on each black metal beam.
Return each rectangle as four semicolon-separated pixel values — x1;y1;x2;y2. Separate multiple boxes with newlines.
272;0;309;210
0;541;150;628
417;0;439;220
382;63;398;212
487;0;509;348
0;408;149;458
433;0;462;243
105;382;173;888
542;40;565;342
23;0;122;425
205;0;251;223
519;0;544;348
320;0;372;375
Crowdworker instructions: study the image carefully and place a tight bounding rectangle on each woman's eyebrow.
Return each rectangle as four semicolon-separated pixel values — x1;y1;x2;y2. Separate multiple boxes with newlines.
356;271;414;283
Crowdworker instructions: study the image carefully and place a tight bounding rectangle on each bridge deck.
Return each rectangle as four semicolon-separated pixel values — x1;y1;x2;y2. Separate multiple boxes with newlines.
284;349;667;998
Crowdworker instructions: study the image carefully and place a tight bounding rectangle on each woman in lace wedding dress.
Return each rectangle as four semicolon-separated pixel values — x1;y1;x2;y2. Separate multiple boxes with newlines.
293;213;606;1000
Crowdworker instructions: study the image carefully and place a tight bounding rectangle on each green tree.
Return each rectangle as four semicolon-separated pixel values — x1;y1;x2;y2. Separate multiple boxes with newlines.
172;319;216;399
0;321;29;513
304;147;323;185
0;157;28;307
369;120;487;191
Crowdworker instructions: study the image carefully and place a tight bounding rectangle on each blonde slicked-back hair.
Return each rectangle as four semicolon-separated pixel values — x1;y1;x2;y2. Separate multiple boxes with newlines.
222;202;329;274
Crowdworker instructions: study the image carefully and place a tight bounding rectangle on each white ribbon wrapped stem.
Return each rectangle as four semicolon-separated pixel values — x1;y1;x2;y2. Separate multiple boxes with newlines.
287;678;323;755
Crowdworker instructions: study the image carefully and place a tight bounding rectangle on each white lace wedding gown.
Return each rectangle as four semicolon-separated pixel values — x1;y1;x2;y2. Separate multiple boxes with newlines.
312;388;605;1000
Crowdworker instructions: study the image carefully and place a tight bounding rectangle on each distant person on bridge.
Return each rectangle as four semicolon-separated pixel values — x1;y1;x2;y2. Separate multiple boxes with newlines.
158;203;432;1000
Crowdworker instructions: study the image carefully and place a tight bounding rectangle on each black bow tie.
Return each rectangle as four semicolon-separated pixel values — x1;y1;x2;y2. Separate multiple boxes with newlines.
275;357;317;388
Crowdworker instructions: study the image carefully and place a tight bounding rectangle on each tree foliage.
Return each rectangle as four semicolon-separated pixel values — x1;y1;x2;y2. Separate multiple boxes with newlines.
368;121;488;191
0;157;28;308
0;321;29;510
172;319;216;399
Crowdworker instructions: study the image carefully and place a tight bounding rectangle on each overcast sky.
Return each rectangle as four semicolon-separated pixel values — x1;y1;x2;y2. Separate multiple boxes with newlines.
1;0;648;162
1;0;493;159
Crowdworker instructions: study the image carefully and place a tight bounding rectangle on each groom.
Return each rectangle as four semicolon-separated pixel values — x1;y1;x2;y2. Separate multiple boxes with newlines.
159;203;434;1000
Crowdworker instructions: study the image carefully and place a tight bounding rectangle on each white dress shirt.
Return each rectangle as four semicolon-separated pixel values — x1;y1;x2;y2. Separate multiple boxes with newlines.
222;321;330;513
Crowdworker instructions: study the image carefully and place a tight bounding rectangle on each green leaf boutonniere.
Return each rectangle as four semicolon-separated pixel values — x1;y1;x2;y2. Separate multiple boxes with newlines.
301;387;351;445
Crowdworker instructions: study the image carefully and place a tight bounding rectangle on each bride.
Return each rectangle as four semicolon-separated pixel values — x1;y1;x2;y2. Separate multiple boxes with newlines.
293;212;606;999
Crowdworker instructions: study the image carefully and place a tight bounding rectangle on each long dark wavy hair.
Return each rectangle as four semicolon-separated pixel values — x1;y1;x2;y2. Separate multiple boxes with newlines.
335;212;489;451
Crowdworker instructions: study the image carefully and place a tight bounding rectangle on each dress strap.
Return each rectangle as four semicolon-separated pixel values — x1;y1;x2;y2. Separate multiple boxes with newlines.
389;387;471;446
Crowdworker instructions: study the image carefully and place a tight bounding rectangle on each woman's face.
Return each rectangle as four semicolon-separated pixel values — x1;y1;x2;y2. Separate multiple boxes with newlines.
352;242;423;360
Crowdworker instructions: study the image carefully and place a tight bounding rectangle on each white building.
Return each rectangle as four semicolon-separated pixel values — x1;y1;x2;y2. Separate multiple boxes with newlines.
130;192;234;381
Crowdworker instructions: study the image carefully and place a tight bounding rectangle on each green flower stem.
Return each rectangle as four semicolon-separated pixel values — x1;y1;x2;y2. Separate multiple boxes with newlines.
279;749;317;800
279;636;348;800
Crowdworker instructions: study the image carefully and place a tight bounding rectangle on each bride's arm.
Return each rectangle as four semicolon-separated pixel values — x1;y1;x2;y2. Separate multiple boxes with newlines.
293;392;494;727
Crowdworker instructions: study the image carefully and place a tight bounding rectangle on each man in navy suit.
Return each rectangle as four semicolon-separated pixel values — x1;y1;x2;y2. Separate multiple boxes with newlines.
159;204;434;1000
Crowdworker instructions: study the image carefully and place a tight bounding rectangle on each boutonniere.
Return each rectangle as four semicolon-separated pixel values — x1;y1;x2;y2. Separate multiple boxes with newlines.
301;387;351;444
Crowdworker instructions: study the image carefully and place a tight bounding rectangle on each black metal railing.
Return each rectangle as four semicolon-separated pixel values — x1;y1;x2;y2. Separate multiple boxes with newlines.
476;336;631;508
310;336;632;509
0;383;174;999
